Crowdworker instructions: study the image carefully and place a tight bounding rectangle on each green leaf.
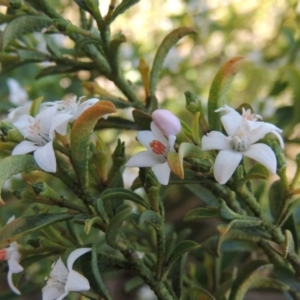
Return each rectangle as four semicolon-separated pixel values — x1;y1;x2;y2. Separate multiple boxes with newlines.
268;180;284;222
0;213;73;248
167;240;200;268
106;207;131;250
136;210;162;230
109;0;140;24
184;207;220;221
91;244;112;300
16;49;49;62
185;184;219;207
167;142;209;179
149;27;197;97
1;15;53;50
217;219;262;237
272;265;300;292
29;97;44;117
71;101;116;189
0;155;41;204
229;260;273;300
240;163;269;183
36;65;85;79
190;287;216;300
100;188;150;209
207;57;250;131
132;109;152;130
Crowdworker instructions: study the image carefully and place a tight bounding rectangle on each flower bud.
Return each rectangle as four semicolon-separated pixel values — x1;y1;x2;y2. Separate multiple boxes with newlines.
152;109;181;136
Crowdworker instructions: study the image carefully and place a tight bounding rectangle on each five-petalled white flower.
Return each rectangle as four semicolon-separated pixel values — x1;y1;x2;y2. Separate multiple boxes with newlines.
202;105;284;184
0;216;23;295
11;106;72;172
126;110;181;185
41;96;101;122
42;248;91;300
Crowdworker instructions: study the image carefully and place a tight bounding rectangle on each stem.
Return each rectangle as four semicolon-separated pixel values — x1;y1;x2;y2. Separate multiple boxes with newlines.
156;199;166;280
236;185;284;244
121;248;173;300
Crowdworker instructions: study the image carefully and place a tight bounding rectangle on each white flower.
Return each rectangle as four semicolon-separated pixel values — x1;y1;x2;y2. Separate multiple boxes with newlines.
12;106;72;172
0;216;23;295
126;122;177;185
6;78;31;123
42;248;91;300
41;96;100;122
7;78;28;106
202;105;284;184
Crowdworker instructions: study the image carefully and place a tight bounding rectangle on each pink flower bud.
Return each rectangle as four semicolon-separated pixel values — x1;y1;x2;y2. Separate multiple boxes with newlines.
152;109;181;136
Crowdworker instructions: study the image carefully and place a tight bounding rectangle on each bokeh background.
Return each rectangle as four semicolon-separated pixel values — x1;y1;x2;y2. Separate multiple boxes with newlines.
0;0;300;299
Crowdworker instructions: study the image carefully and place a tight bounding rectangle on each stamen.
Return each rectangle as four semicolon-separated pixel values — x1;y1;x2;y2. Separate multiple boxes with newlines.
150;140;166;155
0;249;7;260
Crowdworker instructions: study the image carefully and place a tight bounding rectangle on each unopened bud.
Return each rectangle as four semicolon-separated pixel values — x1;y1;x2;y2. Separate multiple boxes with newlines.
152;109;181;136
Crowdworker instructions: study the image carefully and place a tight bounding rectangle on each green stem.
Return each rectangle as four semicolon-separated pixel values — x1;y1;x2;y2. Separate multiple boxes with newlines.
156;199;166;280
121;248;173;300
235;185;284;244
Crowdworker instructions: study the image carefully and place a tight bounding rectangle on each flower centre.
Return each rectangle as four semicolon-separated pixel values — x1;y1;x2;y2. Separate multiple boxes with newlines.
0;249;7;260
25;119;50;145
230;124;250;151
150;140;166;155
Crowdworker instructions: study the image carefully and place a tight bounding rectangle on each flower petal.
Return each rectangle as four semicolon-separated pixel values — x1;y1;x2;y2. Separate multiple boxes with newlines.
152;109;181;136
243;143;277;174
214;150;243;184
202;131;231;151
150;122;169;145
216;105;242;136
64;270;90;292
66;248;91;271
126;151;163;167
248;121;283;146
55;291;68;300
50;258;68;283
153;162;171;185
168;135;176;151
38;106;58;134
34;141;56;172
49;113;72;139
42;282;65;300
12;140;40;155
8;258;23;273
137;131;156;151
7;270;21;295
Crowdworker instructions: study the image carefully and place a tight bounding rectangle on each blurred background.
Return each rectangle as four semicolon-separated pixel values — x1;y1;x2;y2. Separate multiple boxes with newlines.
0;0;300;299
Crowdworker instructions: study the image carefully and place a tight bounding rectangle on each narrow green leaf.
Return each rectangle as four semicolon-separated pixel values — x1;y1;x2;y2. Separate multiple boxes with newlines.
91;244;112;300
109;0;140;24
184;207;220;221
106;207;131;250
229;260;273;300
100;188;150;209
36;65;85;79
1;15;53;50
29;97;44;117
185;184;219;207
167;142;210;179
0;155;41;204
137;210;162;230
0;213;73;248
207;57;250;131
132;109;152;130
16;49;49;62
190;287;216;300
217;219;262;237
272;265;300;292
149;27;196;97
167;240;200;267
268;180;284;222
71;101;116;189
